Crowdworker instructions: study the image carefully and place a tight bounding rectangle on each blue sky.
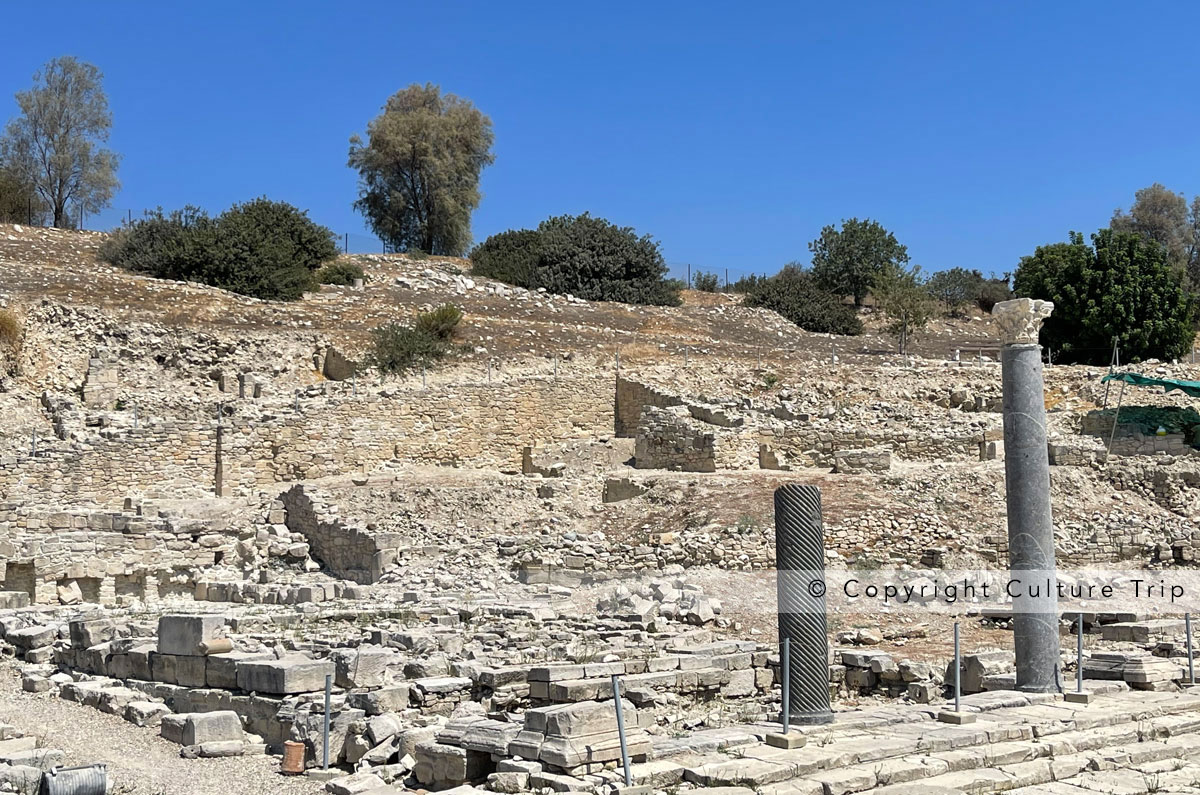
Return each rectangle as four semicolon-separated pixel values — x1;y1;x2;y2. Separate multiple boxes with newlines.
2;1;1197;280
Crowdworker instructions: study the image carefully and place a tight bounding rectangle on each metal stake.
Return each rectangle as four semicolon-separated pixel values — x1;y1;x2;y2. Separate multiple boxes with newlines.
953;621;961;713
31;430;37;458
684;347;689;366
322;674;332;770
615;350;620;372
133;404;139;428
1188;613;1195;685
1076;613;1084;693
611;675;632;787
780;637;791;734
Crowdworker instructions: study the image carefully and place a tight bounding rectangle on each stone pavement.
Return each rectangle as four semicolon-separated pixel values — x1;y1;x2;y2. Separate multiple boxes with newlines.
599;686;1200;794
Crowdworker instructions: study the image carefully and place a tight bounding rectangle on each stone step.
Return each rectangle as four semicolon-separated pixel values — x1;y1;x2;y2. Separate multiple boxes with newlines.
676;692;1200;793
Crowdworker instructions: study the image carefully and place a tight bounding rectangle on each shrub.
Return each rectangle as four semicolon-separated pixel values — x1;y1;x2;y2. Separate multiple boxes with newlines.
366;305;463;377
744;266;863;335
693;272;720;292
99;199;338;301
0;307;22;375
1013;229;1196;364
975;278;1011;312
469;214;681;306
874;264;937;354
470;229;542;287
412;304;463;340
729;273;766;294
317;261;366;286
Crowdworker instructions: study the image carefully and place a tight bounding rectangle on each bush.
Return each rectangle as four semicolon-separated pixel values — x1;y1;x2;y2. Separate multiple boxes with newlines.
729;273;766;294
469;229;542;287
975;278;1011;312
317;261;366;286
99;199;338;301
1014;229;1196;364
744;266;863;335
366;305;463;377
693;272;720;292
0;307;22;375
469;214;681;306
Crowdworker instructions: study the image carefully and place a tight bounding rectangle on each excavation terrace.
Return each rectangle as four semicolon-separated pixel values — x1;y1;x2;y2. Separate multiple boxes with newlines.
6;224;1200;794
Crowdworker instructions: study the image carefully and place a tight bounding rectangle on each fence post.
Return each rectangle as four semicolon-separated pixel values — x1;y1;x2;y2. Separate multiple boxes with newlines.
610;675;632;787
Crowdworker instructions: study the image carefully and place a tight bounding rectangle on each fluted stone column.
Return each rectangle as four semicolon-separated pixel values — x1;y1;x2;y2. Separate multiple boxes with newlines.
993;298;1060;693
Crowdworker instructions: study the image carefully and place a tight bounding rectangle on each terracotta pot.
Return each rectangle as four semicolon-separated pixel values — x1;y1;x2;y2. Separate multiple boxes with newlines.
281;740;306;775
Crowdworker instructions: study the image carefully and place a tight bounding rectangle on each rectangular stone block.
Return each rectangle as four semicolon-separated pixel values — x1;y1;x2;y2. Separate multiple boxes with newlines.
333;645;397;689
206;651;271;689
161;710;243;745
236;656;334;694
158;614;226;656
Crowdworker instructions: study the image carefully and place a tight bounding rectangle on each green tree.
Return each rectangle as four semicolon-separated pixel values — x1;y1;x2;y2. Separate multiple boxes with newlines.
0;56;119;228
1110;183;1195;276
348;83;494;256
744;264;862;335
693;271;719;292
925;267;985;316
809;218;909;307
1014;229;1196;364
873;264;936;354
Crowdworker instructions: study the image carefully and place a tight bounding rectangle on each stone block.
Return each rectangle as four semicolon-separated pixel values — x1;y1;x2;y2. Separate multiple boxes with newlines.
160;710;243;745
157;615;226;656
125;701;171;728
206;650;272;689
333;645;397;689
236;656;334;694
7;626;54;651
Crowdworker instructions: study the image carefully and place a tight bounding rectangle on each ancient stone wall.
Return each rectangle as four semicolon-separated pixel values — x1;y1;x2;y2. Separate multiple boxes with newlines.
615;376;681;437
0;503;236;605
0;374;613;504
634;406;716;472
279;485;399;584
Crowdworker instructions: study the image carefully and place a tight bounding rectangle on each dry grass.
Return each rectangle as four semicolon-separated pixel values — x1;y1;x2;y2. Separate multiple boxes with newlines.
0;307;22;374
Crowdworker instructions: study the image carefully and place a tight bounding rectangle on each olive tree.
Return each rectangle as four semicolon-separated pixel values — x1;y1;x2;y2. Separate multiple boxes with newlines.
349;83;494;256
0;56;119;228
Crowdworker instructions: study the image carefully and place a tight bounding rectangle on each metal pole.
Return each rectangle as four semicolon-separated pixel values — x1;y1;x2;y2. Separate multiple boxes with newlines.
615;350;620;372
611;675;632;787
684;347;689;366
133;404;138;429
1076;613;1084;693
344;233;349;254
31;430;36;458
953;621;961;712
1188;613;1195;685
780;637;791;734
322;674;332;770
687;264;691;286
1105;382;1127;458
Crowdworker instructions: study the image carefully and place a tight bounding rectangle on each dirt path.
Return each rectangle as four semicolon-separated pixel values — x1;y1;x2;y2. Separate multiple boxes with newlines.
0;664;321;795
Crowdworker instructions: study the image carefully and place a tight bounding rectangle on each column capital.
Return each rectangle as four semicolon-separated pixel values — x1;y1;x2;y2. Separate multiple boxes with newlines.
992;298;1054;346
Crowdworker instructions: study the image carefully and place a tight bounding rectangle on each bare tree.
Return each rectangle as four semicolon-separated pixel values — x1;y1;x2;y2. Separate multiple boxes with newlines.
1;56;120;228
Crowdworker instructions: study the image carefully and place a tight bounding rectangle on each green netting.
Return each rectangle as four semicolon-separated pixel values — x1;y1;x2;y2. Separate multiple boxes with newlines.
1100;372;1200;399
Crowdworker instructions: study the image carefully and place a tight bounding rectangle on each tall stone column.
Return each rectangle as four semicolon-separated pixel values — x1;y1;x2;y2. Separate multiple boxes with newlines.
774;484;833;724
992;298;1060;693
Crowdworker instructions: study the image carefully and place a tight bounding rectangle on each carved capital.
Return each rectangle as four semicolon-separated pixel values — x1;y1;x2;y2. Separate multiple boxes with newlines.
992;298;1054;346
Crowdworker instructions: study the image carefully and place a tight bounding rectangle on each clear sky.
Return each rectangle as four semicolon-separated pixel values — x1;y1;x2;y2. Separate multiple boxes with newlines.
2;1;1197;280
